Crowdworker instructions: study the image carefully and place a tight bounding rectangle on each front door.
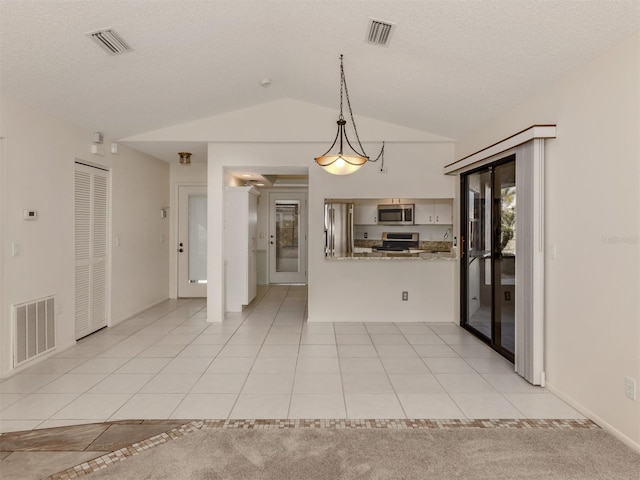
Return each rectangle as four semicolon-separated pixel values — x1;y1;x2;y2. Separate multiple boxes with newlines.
461;155;516;361
269;192;307;284
177;185;207;297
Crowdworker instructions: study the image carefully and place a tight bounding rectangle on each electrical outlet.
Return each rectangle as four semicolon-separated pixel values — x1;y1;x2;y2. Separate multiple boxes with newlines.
625;377;637;400
504;291;511;301
402;291;408;301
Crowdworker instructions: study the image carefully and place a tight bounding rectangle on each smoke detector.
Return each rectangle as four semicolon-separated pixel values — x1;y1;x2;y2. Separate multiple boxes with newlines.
87;29;132;55
366;19;395;47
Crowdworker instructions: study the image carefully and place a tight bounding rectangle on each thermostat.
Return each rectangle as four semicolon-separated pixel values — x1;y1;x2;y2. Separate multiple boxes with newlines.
23;210;38;220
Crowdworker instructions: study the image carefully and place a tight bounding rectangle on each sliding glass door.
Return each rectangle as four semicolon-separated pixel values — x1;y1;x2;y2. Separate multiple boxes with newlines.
461;155;516;361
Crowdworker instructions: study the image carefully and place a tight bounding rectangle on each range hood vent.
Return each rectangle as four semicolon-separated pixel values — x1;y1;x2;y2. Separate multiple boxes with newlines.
88;29;132;55
366;19;395;47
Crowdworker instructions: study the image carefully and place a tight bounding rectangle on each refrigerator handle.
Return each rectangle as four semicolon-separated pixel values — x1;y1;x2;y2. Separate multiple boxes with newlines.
348;204;354;254
329;207;335;256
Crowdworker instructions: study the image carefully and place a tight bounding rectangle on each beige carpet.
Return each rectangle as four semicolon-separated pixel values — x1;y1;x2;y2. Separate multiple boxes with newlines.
86;428;639;479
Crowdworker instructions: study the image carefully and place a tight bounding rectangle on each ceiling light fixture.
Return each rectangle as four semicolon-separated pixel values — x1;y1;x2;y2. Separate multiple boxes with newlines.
315;54;384;175
178;152;192;165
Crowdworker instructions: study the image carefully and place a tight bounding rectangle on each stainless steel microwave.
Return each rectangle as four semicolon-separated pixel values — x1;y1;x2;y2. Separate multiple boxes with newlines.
377;204;415;225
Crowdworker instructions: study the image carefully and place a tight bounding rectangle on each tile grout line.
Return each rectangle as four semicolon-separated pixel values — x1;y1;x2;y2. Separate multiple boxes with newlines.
225;284;284;420
160;299;222;421
367;322;409;419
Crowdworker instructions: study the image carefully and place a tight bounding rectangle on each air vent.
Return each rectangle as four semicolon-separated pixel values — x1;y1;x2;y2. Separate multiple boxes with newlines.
366;19;395;47
88;29;132;55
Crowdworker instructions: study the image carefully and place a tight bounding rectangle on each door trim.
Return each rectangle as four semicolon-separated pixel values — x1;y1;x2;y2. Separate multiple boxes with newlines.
268;192;308;284
170;183;206;299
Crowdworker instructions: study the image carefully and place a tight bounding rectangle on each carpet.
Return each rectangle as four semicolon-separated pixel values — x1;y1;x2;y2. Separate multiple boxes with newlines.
84;427;639;480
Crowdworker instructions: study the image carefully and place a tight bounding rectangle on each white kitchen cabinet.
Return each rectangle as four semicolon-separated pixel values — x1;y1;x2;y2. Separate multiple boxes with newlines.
433;199;453;224
353;202;378;225
415;199;453;224
225;186;260;312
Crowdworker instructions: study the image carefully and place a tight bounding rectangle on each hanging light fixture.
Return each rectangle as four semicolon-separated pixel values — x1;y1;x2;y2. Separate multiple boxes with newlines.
315;54;385;175
178;152;192;165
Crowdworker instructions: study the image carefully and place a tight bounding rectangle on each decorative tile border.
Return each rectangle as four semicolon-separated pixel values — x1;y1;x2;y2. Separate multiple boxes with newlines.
45;418;599;479
201;418;599;430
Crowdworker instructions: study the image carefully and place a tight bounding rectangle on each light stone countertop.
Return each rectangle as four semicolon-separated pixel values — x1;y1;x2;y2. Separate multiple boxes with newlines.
326;251;457;261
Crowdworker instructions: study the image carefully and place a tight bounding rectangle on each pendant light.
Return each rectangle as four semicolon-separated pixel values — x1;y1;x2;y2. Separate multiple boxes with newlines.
315;55;385;175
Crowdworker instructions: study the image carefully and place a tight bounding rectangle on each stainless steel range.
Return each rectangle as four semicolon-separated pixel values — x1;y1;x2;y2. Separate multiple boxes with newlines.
373;232;419;252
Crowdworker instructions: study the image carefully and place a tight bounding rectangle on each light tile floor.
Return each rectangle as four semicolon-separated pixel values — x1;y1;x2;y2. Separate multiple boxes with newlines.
0;285;584;433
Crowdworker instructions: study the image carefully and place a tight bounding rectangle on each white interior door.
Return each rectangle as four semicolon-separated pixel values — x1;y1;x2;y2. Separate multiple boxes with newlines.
178;185;207;297
75;163;109;339
269;192;307;284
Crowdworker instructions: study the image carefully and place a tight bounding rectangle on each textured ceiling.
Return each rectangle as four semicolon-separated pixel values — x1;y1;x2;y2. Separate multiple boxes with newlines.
1;0;639;143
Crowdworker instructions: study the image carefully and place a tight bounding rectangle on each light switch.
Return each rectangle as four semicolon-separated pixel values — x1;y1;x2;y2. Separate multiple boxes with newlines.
12;243;21;257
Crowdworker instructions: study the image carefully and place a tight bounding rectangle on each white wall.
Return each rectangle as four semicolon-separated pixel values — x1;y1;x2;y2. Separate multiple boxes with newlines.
111;145;171;323
455;32;640;449
0;94;170;377
207;141;457;324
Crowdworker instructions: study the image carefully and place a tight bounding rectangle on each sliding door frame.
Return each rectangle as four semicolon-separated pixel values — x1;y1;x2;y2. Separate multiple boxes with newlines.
460;154;516;362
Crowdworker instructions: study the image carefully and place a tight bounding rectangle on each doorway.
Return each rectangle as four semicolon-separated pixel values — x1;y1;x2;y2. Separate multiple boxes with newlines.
177;185;207;297
461;155;516;361
269;192;307;284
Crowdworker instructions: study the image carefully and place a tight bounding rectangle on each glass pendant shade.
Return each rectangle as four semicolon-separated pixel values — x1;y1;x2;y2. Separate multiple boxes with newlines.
314;154;367;175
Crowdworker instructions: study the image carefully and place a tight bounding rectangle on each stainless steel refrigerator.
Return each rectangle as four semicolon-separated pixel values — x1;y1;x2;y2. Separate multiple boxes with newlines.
324;201;354;257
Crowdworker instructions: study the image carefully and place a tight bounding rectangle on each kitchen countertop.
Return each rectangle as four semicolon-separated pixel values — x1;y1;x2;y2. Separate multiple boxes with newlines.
326;251;457;260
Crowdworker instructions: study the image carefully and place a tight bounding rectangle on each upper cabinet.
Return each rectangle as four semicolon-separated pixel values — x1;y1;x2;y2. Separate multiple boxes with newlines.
348;198;454;226
353;202;378;225
414;199;453;225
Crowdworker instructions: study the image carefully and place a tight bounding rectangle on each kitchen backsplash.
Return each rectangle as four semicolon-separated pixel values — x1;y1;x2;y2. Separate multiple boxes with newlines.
354;224;452;242
354;239;453;252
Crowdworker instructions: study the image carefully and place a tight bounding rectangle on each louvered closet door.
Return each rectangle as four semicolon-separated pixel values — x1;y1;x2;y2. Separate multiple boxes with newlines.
75;163;109;339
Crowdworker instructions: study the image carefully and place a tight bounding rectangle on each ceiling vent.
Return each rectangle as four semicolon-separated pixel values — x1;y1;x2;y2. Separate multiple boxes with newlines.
366;19;395;47
88;29;132;55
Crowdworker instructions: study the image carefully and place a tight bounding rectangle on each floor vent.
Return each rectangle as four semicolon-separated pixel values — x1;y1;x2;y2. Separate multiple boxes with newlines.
88;28;132;55
366;19;395;47
13;296;56;367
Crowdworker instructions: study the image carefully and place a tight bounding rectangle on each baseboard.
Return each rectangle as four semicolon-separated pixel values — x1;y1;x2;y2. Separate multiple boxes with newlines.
110;297;170;327
546;382;640;454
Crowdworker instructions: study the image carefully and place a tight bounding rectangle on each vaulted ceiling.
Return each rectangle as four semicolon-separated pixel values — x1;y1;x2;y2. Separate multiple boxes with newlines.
1;0;638;146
